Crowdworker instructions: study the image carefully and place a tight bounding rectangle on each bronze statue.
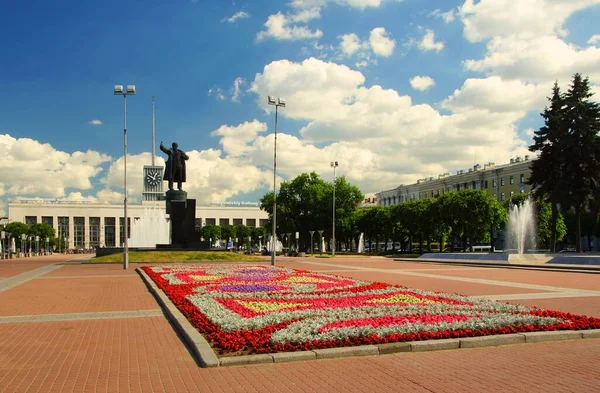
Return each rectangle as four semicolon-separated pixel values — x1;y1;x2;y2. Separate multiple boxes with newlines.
160;141;189;190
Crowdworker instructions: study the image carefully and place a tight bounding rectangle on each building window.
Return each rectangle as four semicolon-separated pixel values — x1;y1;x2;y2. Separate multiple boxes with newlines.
119;217;131;247
510;175;514;185
520;174;525;183
104;217;116;247
58;216;70;243
484;180;488;188
259;219;268;227
89;217;100;248
472;181;477;189
492;179;497;188
25;216;37;226
42;216;53;227
219;218;229;226
233;218;243;226
195;219;202;233
74;217;85;249
501;177;505;186
205;218;216;225
246;219;256;227
501;192;505;201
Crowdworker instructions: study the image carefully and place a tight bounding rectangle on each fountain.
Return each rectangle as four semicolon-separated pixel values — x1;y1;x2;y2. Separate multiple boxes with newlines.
507;198;536;254
129;208;170;248
358;233;365;253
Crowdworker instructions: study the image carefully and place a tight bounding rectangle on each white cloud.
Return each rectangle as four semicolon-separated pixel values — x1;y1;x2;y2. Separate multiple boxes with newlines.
88;119;103;126
290;0;382;10
410;76;436;91
231;77;246;102
418;29;444;52
369;27;395;57
430;8;455;23
464;35;600;83
589;34;600;45
257;12;323;41
210;120;268;157
208;86;226;101
337;28;394;61
339;33;364;56
248;58;534;191
459;0;600;43
0;134;111;200
442;76;548;113
223;11;250;23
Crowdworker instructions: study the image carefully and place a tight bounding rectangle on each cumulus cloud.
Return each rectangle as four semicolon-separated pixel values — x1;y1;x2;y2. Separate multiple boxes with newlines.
369;28;395;57
442;77;548;113
418;29;444;52
223;11;250;23
464;35;600;83
410;76;436;91
88;119;103;126
248;58;534;191
210;120;268;157
257;12;322;41
0;134;111;205
337;28;395;61
459;0;600;43
339;33;364;56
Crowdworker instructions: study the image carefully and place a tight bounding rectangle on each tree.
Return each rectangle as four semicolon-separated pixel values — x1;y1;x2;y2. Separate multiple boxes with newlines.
260;172;363;252
528;81;568;252
28;223;55;241
3;222;30;251
200;225;221;246
561;74;600;252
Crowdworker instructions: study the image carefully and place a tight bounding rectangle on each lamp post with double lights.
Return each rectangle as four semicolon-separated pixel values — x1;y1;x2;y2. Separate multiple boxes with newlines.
114;84;136;270
331;161;338;256
267;95;286;266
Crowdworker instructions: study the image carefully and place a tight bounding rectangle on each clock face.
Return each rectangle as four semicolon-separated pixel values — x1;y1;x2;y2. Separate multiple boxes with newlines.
146;169;161;186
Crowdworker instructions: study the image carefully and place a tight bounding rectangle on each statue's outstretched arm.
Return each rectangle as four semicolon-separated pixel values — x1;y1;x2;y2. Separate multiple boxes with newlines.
159;143;168;154
182;151;189;160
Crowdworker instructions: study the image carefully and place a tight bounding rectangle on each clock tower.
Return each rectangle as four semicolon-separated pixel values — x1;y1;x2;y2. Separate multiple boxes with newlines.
142;96;164;201
143;165;164;201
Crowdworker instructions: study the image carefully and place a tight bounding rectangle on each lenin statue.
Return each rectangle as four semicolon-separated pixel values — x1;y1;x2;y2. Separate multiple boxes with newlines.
160;141;189;191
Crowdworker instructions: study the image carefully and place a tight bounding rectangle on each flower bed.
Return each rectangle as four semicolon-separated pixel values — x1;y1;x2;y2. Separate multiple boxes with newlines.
142;264;600;355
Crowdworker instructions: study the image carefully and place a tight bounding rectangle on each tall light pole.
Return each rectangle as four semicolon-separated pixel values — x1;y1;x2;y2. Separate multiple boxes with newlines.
331;161;338;256
114;84;136;270
267;96;286;266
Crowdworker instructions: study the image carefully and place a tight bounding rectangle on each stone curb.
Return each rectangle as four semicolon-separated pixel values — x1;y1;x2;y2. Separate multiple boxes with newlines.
136;268;220;368
135;268;600;368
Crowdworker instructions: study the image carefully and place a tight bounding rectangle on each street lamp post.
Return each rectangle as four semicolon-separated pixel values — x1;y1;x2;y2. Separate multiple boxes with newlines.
114;84;136;270
35;236;39;256
318;230;324;255
331;161;338;256
1;231;5;260
267;96;285;265
21;234;26;258
309;231;314;255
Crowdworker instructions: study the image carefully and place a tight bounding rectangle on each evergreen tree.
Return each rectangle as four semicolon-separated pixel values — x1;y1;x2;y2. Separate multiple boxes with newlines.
527;82;567;252
561;74;600;252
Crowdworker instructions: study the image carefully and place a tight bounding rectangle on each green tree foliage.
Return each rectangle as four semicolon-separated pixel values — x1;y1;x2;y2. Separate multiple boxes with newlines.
28;223;55;240
528;82;568;252
260;172;363;251
200;224;221;246
3;222;30;241
561;74;600;252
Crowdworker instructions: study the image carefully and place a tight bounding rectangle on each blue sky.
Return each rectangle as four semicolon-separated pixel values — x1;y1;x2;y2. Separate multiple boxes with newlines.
1;0;600;215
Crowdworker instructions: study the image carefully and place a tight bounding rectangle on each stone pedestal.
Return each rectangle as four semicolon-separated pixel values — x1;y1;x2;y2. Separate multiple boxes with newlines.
165;189;187;214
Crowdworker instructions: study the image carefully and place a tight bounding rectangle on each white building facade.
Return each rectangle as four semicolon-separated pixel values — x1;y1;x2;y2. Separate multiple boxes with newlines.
8;199;268;250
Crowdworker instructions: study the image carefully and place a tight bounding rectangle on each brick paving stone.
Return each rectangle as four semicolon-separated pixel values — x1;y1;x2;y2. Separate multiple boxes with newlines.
427;267;600;291
43;264;138;277
0;277;158;316
0;254;78;278
508;296;600;318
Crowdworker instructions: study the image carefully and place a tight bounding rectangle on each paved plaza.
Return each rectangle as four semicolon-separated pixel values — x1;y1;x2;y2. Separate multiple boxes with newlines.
0;254;599;393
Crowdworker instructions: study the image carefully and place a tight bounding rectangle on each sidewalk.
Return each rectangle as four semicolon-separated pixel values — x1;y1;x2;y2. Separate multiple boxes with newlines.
0;255;599;393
